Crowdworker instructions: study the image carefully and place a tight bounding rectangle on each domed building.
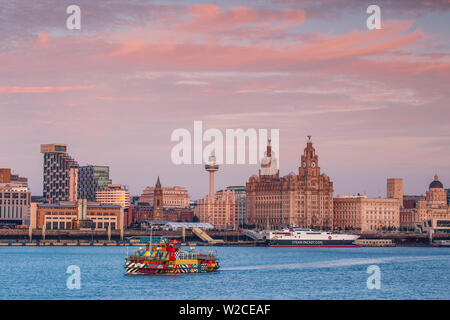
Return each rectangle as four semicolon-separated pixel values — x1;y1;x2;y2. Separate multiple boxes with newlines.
415;174;450;234
426;174;447;208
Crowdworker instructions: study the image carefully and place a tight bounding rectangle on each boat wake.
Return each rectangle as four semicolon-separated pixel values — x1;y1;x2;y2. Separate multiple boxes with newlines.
222;255;450;271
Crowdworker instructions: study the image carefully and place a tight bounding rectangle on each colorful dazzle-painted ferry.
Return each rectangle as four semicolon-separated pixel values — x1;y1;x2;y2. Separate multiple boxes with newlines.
125;238;219;275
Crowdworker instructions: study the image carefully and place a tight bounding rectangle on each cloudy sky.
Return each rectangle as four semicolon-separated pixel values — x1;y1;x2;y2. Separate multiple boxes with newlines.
1;0;449;199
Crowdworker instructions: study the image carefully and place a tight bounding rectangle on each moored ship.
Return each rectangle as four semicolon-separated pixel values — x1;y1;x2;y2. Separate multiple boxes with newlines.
125;238;219;275
264;228;360;247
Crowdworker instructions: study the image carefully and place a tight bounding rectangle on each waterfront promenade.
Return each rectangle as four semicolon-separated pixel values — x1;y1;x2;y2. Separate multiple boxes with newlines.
0;229;448;246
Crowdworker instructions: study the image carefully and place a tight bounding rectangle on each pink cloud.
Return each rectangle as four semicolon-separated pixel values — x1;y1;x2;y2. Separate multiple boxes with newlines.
0;85;95;94
37;33;51;45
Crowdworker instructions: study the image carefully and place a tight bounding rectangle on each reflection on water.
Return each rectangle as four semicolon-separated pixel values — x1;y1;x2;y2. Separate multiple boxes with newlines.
0;246;449;300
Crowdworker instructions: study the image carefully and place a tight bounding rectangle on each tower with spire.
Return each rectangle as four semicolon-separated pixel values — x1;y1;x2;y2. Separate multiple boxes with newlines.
246;136;334;229
153;176;163;219
259;139;279;177
205;152;219;197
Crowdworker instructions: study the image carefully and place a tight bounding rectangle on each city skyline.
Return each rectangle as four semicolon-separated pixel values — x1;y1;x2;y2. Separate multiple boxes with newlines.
1;1;449;199
1;139;448;200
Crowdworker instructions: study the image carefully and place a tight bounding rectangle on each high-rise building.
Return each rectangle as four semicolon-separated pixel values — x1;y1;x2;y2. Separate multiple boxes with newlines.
77;165;112;201
221;186;246;228
246;137;334;229
195;190;236;229
41;144;79;203
446;189;450;206
0;168;28;187
0;168;11;183
0;170;30;226
333;195;401;232
96;184;131;209
387;178;403;205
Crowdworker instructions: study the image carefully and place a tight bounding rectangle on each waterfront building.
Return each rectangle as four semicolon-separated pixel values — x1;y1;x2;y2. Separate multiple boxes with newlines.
246;138;334;229
0;170;30;226
96;184;130;209
77;165;112;201
139;185;190;209
0;168;28;187
195;190;236;229
403;196;421;209
400;207;417;231
415;174;450;227
131;177;193;224
222;186;246;228
333;195;401;232
41;144;79;203
194;155;237;229
130;203;194;224
387;178;403;205
30;199;123;230
0;168;10;183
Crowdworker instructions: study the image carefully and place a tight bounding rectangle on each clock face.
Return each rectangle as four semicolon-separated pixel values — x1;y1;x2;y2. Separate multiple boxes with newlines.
302;161;306;168
311;162;316;168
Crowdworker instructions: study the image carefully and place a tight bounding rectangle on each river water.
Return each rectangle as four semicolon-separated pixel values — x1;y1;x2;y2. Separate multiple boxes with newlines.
0;246;449;299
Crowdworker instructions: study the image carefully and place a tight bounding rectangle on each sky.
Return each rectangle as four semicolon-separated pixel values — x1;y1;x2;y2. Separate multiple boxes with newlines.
0;0;449;200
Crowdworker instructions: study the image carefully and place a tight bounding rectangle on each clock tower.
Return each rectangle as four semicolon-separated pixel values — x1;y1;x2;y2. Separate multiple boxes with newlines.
153;176;163;219
299;136;320;178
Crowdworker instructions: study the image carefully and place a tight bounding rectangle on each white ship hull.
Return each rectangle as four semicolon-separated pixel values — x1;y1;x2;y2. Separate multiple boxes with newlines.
263;228;360;247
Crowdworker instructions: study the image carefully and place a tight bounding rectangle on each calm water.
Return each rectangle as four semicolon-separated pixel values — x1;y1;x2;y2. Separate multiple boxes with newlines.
0;246;449;300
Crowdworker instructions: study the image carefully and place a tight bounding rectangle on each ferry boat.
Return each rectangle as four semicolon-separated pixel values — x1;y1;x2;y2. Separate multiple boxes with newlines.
263;228;360;247
124;238;219;275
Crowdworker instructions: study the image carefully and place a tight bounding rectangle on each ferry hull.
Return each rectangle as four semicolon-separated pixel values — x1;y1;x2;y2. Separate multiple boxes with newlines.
125;259;219;275
268;239;359;247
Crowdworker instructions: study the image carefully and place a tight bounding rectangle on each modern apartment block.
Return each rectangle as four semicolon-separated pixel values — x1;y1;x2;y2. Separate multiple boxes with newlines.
96;184;131;209
77;165;112;201
195;190;236;230
41;144;79;203
222;186;246;228
0;169;30;226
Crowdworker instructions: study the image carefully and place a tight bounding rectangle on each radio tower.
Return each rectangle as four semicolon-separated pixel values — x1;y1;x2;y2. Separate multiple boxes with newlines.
205;152;219;197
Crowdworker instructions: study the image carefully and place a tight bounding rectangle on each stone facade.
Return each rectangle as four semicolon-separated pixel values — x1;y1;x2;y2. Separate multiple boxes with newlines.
222;186;246;228
387;178;403;204
139;185;190;209
246;138;334;229
415;174;450;224
333;195;400;232
0;170;30;226
131;177;193;224
195;190;236;229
